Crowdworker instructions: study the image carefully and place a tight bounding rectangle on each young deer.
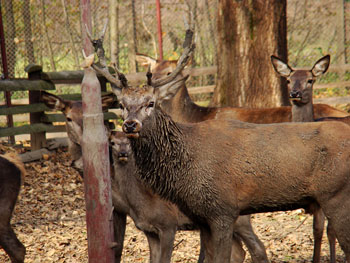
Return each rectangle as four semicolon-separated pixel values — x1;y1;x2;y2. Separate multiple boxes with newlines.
136;54;348;124
0;153;26;263
271;54;336;263
110;48;350;263
110;131;267;263
40;91;115;175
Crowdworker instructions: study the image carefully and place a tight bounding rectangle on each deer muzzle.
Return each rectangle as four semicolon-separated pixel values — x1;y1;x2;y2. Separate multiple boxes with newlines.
122;120;141;138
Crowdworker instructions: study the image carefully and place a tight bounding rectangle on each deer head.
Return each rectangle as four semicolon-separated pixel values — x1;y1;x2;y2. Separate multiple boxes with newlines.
136;53;182;80
271;55;330;105
110;131;132;164
41;91;116;145
112;71;190;139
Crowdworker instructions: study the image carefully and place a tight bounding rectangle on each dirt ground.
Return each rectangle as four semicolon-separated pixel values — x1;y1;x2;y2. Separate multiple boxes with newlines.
0;143;346;263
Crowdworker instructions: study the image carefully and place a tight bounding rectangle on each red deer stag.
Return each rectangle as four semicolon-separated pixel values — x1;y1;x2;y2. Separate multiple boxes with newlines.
271;54;337;263
136;54;348;123
108;44;350;263
91;26;268;262
110;131;267;263
0;153;26;263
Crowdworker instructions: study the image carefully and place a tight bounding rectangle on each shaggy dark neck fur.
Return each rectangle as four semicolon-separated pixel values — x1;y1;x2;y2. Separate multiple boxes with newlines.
129;106;194;211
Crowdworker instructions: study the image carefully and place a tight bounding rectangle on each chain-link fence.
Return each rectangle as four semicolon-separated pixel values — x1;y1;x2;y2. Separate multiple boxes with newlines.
0;0;349;100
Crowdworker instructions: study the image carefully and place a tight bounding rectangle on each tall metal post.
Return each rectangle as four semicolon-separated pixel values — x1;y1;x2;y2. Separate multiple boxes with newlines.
156;0;163;60
80;1;115;262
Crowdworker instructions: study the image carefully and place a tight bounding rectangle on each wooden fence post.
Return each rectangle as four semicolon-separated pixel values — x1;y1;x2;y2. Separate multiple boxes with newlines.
26;64;47;150
81;61;115;263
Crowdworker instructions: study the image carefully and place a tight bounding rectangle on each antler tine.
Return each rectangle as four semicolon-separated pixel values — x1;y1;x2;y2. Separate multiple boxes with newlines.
146;64;152;86
100;19;108;41
85;24;93;42
112;63;128;88
91;64;122;88
151;28;195;87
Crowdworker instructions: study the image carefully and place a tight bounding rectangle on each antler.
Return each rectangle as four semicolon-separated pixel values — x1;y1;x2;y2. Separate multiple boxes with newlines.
84;20;123;88
150;26;195;87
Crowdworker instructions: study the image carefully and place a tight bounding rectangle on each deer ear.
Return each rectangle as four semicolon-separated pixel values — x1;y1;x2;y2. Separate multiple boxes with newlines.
311;55;330;77
136;54;157;71
271;55;292;77
41;91;66;111
155;75;189;102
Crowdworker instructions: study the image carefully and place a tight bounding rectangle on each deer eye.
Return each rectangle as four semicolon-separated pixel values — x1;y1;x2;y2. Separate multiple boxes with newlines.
307;79;313;84
119;103;124;110
286;80;290;84
110;141;115;146
66;117;72;122
147;102;154;108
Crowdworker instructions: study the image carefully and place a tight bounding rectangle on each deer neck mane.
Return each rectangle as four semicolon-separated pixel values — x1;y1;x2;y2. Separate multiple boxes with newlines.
129;107;192;204
291;99;314;122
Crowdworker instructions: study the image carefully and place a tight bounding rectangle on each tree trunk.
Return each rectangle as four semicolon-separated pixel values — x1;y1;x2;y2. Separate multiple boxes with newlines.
22;0;35;64
3;1;16;77
211;0;289;108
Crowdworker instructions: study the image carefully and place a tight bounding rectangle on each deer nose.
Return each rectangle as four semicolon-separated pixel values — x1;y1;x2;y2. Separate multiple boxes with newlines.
123;120;141;134
290;90;301;99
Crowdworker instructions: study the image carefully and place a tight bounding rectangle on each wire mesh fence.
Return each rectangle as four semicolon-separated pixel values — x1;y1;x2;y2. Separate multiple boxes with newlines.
0;0;349;101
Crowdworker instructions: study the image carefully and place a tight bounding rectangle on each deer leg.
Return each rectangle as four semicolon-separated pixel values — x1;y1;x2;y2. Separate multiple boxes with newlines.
229;234;245;263
233;215;268;263
0;186;25;263
321;191;350;263
112;211;127;263
312;207;325;263
326;220;337;263
158;228;176;263
209;218;235;263
145;231;161;263
199;227;214;263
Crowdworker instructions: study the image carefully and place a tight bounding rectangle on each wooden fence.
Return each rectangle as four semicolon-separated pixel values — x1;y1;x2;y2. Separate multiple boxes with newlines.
1;63;350;150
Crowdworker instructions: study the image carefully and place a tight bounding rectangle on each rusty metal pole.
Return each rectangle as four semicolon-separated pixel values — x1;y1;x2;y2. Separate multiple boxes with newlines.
80;1;115;262
156;0;163;60
0;2;15;144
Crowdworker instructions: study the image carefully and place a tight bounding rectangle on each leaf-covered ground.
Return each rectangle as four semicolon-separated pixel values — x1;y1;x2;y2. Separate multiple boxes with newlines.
0;143;345;262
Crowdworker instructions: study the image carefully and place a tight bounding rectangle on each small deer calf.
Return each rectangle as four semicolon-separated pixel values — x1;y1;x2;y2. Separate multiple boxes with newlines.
40;91;115;175
0;153;26;263
110;131;268;263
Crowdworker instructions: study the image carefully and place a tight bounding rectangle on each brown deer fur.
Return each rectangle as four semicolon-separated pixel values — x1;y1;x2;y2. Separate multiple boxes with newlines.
114;77;350;263
110;131;268;263
0;153;26;263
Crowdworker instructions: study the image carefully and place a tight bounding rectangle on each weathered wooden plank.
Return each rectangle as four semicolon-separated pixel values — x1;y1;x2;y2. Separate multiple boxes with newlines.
41;112;118;123
0;123;66;137
314;96;350;105
314;81;350;90
0;79;55;91
0;103;49;115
